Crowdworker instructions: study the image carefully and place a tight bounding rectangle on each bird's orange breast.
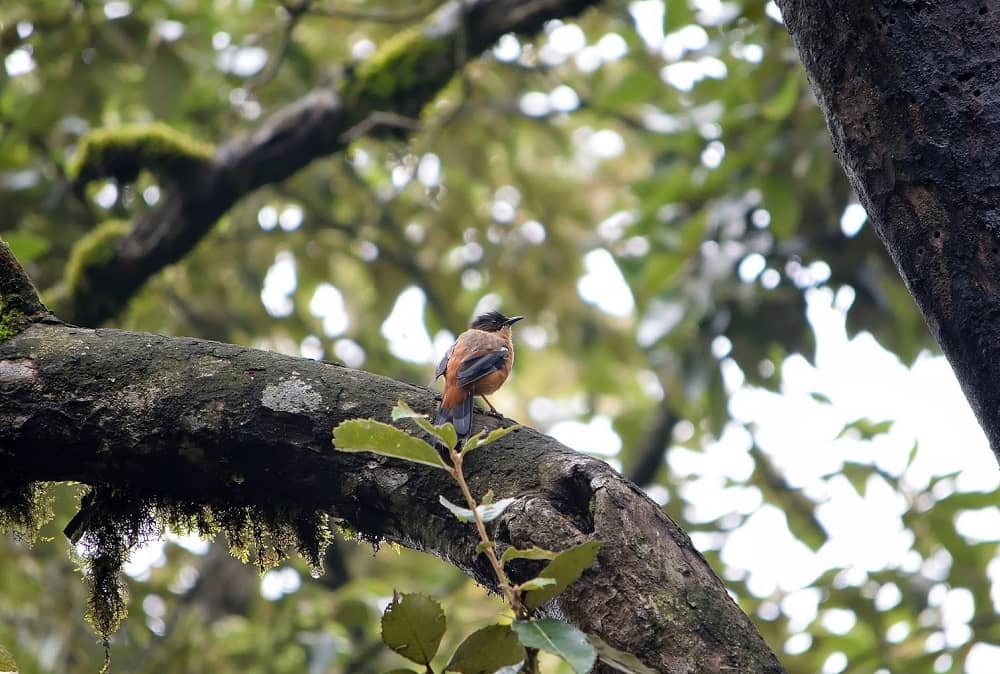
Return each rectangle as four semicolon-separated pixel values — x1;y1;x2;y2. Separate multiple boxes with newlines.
469;366;510;395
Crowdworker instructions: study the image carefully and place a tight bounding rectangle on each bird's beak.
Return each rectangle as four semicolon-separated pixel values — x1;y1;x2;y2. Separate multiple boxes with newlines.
505;316;525;326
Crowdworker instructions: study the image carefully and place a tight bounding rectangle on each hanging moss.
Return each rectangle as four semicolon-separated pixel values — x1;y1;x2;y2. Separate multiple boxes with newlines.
68;123;214;185
0;480;54;543
53;484;336;665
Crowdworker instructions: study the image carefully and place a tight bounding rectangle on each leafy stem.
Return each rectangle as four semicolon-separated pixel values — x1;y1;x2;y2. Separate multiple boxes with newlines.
447;445;539;673
448;447;524;617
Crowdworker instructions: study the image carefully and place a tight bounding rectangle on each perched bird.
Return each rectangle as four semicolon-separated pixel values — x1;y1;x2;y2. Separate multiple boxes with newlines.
434;311;524;438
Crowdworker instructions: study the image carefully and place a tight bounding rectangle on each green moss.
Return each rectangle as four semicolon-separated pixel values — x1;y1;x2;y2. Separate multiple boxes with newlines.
0;303;27;341
340;22;457;117
0;481;54;543
64;487;333;658
62;219;131;295
68;123;214;185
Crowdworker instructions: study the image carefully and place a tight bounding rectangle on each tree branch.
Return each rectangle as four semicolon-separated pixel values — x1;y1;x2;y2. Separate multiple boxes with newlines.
0;238;50;340
0;321;785;673
775;0;1000;459
55;0;602;327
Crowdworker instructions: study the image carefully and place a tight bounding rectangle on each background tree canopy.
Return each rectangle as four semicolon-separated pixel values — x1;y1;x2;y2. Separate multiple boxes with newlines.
2;0;998;672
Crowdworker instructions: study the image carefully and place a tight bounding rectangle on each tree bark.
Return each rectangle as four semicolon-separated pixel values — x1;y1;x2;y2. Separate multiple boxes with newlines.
0;320;785;673
775;0;1000;459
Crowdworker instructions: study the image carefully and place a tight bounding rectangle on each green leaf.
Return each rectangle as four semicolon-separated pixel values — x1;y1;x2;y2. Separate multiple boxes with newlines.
837;417;894;440
518;577;557;591
439;495;516;523
462;425;520;454
588;635;657;674
381;592;446;666
511;619;596;674
761;176;801;239
382;670;417;674
476;541;493;554
481;489;495;505
500;546;557;564
809;391;832;405
445;624;525;673
524;541;603;610
2;231;49;263
333;418;449;470
761;74;801;121
0;644;17;672
392;400;458;450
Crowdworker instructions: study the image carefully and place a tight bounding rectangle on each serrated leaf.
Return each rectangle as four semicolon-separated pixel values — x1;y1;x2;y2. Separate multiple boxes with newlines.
381;593;446;665
463;425;520;454
588;634;657;674
333;418;448;470
392;400;458;450
439;495;516;523
0;644;17;671
524;541;602;610
500;546;557;564
446;624;525;673
512;619;596;674
518;577;557;591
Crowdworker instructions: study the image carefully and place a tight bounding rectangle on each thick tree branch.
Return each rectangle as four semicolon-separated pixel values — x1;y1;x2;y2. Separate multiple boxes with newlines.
775;0;1000;458
56;0;601;327
0;321;785;673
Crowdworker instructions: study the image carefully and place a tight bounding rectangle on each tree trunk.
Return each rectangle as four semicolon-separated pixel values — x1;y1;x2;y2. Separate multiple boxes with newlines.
0;320;784;673
776;0;1000;459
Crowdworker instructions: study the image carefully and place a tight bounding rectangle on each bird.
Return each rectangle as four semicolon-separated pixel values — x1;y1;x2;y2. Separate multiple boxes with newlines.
433;311;523;438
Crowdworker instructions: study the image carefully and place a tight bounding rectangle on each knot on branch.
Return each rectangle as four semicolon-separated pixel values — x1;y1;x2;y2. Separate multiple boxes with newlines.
68;123;214;187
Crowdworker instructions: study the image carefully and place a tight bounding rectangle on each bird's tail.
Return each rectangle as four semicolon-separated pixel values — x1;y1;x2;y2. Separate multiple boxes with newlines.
434;391;474;438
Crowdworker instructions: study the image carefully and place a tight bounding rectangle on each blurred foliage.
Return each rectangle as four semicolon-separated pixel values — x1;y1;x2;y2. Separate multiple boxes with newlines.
1;0;995;673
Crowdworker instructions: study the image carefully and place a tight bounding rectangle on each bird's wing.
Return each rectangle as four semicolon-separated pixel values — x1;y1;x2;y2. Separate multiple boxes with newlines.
434;344;454;380
455;347;509;387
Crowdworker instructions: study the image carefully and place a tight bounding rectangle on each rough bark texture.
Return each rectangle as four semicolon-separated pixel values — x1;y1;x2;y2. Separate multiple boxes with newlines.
775;0;1000;457
59;0;600;328
0;321;785;673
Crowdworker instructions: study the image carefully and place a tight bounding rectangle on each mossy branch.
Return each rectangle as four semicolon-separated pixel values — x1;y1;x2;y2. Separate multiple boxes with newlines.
68;123;214;186
52;0;603;327
0;237;48;341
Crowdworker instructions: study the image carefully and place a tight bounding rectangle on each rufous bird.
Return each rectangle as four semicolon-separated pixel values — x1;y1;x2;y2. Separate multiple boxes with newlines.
434;311;523;438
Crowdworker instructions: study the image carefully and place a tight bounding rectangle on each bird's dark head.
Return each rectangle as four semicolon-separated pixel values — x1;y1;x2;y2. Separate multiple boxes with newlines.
470;311;524;332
